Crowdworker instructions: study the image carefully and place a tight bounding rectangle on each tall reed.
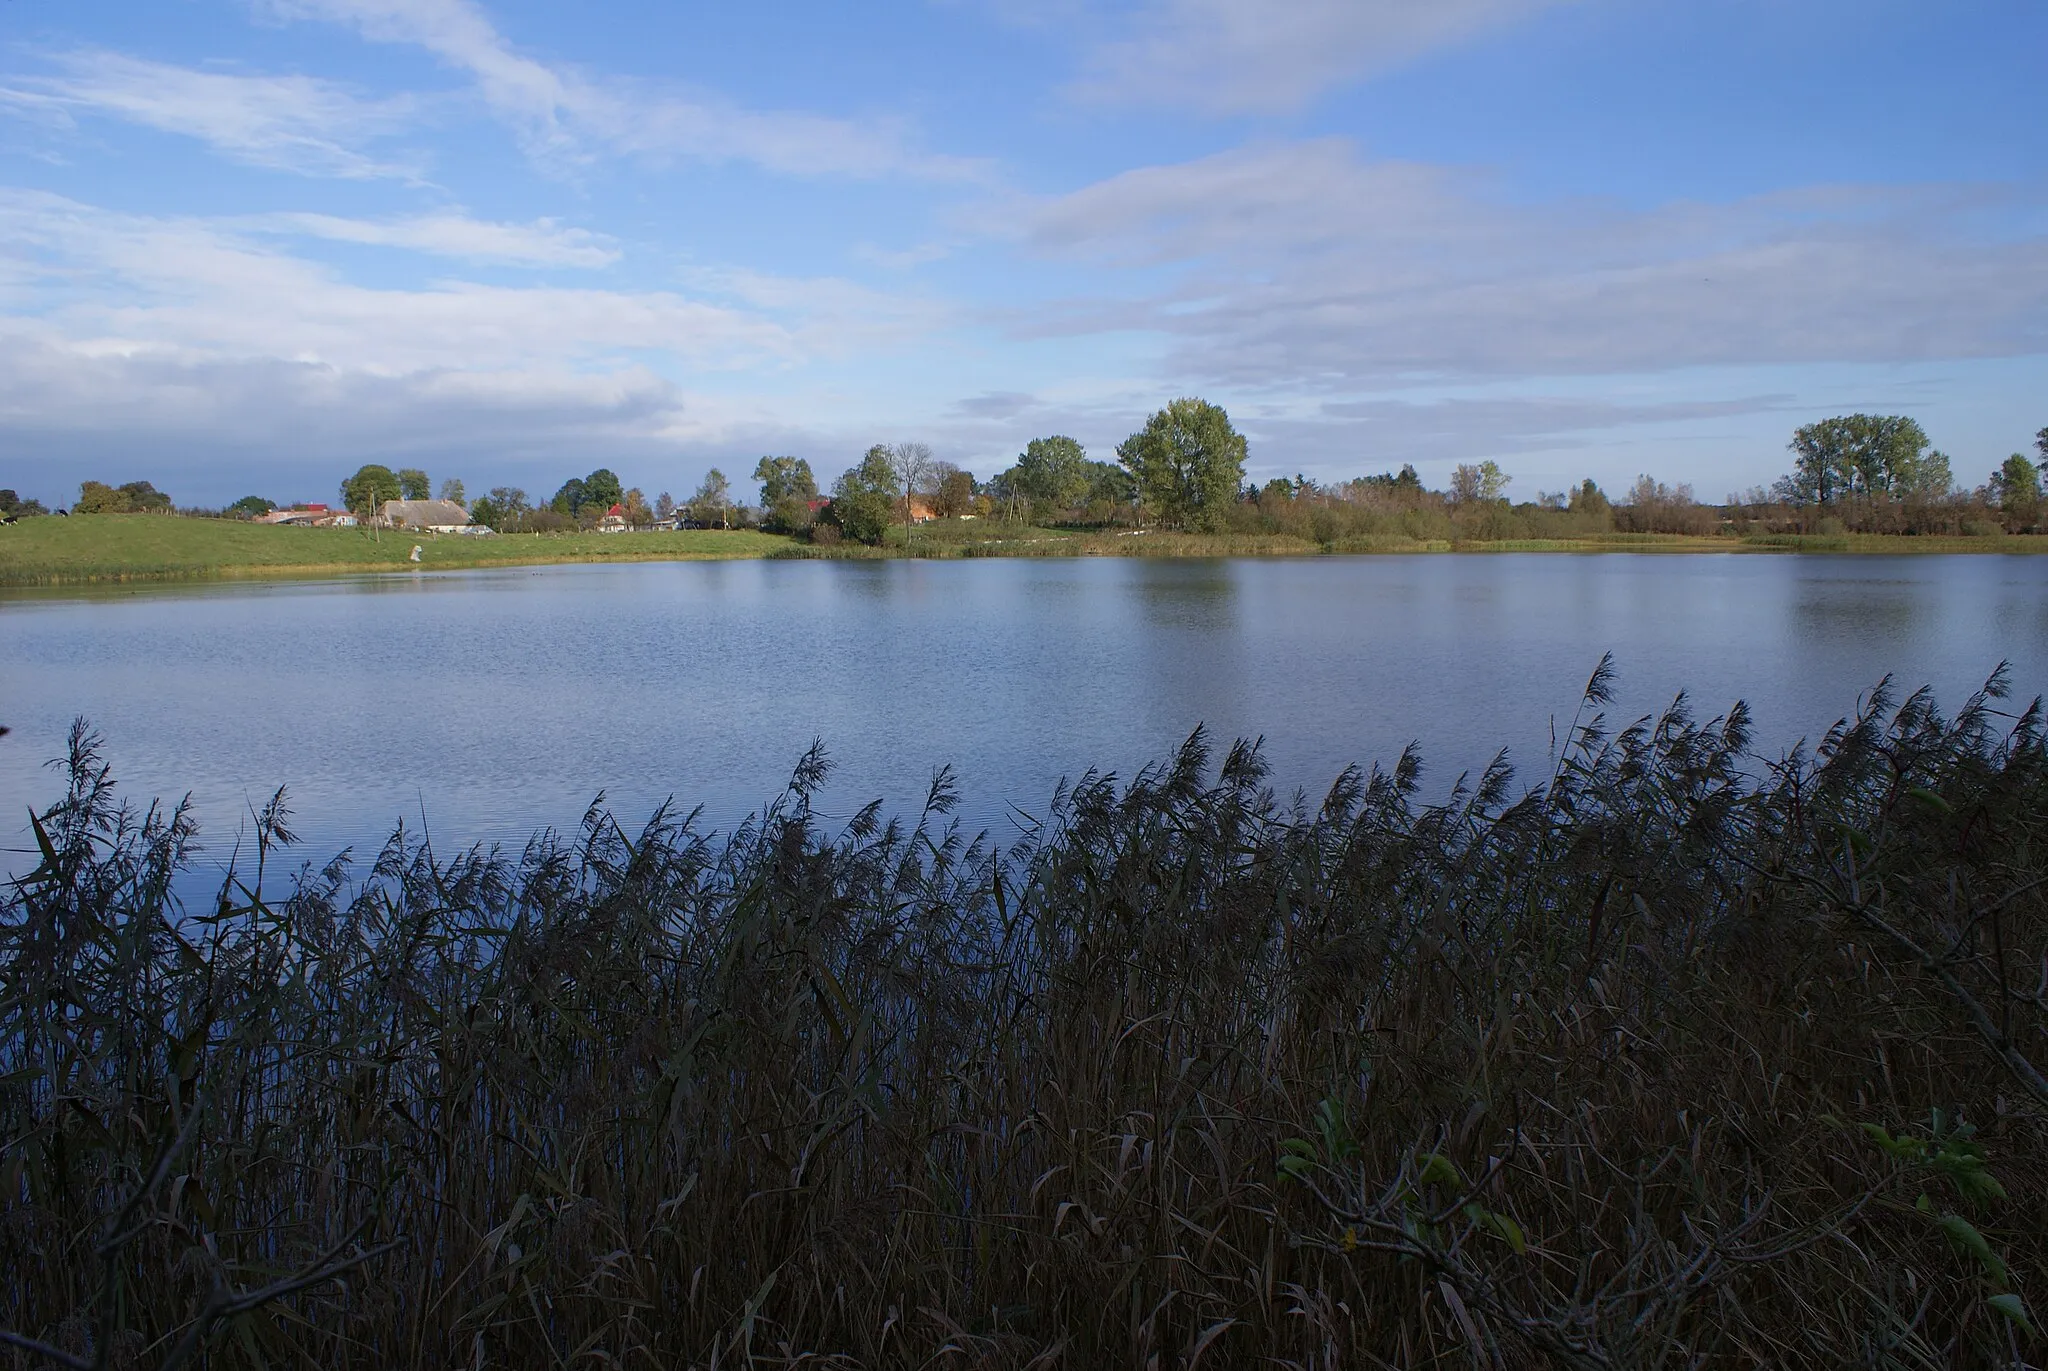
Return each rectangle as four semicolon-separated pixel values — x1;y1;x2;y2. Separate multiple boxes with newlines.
4;663;2045;1368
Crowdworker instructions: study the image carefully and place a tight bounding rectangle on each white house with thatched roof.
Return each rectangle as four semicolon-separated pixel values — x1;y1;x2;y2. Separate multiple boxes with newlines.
376;499;487;534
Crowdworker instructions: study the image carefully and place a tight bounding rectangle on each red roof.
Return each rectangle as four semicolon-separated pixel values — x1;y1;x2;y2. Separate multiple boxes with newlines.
607;503;625;517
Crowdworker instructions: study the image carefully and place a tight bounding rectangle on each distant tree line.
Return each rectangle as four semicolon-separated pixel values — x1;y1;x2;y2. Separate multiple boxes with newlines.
68;480;173;515
16;414;2042;544
0;489;49;520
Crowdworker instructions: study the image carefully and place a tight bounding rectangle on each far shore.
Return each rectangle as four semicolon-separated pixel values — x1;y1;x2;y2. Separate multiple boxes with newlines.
4;514;2048;588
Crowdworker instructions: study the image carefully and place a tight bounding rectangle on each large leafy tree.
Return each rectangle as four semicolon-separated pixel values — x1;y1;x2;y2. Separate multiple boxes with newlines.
471;486;529;531
75;480;172;514
549;469;624;517
396;468;431;501
1013;436;1091;511
228;496;275;518
1778;415;1935;504
827;446;901;545
119;481;171;512
688;469;732;527
1117;399;1247;531
74;481;127;514
1570;479;1612;517
1989;453;2042;530
581;468;624;512
1085;460;1136;510
1448;461;1510;505
931;463;977;518
753;456;820;532
341;464;400;517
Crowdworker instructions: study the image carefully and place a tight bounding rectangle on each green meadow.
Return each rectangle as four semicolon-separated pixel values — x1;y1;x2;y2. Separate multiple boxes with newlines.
6;513;2048;588
0;515;787;586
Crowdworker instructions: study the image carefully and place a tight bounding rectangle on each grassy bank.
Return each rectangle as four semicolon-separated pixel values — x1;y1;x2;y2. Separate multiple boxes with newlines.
4;670;2045;1366
6;514;2048;587
0;515;785;586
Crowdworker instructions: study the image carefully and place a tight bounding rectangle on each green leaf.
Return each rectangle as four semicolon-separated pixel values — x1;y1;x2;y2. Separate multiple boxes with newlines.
1463;1202;1526;1254
1934;1212;2009;1288
1906;786;1954;814
1415;1152;1464;1189
1986;1293;2035;1337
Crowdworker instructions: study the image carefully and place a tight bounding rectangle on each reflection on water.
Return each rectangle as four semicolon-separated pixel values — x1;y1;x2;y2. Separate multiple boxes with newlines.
5;554;2047;879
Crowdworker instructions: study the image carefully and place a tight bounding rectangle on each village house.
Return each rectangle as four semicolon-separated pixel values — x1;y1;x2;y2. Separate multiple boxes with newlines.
596;502;629;533
257;504;357;527
376;499;487;534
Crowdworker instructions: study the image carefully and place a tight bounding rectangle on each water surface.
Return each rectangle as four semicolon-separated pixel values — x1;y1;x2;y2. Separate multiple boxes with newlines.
6;555;2047;880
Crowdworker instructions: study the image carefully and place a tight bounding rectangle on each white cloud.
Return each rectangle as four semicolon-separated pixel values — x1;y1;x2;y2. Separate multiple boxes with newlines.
0;190;952;497
250;212;620;267
255;0;990;181
0;49;423;179
996;141;2048;386
1072;0;1573;114
0;190;946;374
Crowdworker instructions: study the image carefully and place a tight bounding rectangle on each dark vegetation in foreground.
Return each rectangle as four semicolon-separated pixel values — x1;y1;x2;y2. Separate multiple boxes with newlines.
5;668;2047;1368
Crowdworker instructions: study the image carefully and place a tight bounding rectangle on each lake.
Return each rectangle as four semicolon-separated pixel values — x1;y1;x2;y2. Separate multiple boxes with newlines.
6;554;2048;883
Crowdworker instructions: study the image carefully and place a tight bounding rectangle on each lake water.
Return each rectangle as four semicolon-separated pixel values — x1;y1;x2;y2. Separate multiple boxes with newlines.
6;554;2048;883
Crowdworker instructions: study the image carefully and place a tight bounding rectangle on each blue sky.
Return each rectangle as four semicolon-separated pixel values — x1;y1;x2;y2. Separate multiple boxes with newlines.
1;0;2043;508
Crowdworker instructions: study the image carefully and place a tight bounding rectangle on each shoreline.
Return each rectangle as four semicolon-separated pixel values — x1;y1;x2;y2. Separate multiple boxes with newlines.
5;517;2048;589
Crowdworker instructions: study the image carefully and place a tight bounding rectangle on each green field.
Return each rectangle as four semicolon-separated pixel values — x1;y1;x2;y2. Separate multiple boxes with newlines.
5;514;2047;586
0;515;789;586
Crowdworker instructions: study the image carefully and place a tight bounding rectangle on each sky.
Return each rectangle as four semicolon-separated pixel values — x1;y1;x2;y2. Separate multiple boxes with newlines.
0;0;2044;509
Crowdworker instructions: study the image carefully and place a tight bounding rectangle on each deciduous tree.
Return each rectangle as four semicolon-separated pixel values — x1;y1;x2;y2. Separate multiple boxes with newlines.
1989;452;2042;530
1448;461;1510;505
828;446;901;545
1777;415;1934;504
888;442;935;542
74;481;127;514
1116;398;1247;531
689;470;732;528
931;463;977;518
438;478;466;505
342;464;401;517
581;468;624;513
754;456;820;533
396;468;431;501
1570;479;1611;517
1013;436;1090;512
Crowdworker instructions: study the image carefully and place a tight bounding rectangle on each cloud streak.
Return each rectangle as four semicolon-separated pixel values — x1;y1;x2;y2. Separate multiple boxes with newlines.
0;49;423;179
997;140;2048;386
1071;0;1573;114
248;212;620;267
257;0;991;181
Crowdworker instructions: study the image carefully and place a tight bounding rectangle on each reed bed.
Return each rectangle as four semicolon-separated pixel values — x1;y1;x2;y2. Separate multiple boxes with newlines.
4;664;2046;1368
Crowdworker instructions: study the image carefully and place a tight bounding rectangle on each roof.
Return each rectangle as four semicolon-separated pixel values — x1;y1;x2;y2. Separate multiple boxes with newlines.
378;498;472;528
606;503;626;517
